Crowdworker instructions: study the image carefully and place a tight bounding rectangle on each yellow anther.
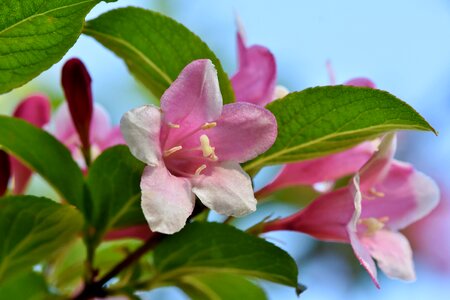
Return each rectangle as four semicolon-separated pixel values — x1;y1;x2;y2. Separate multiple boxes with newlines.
359;217;388;236
195;164;207;176
164;146;182;157
369;188;385;198
201;122;217;130
168;122;180;128
200;134;214;157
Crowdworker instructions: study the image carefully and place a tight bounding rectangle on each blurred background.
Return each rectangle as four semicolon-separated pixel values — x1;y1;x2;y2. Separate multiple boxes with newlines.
1;0;449;299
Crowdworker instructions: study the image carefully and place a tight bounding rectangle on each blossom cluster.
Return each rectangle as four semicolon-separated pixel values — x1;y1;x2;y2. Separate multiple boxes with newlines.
0;27;439;290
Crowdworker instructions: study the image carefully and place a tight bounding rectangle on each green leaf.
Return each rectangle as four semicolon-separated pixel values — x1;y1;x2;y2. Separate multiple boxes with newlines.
0;272;58;300
179;273;267;300
0;116;84;207
84;7;235;103
0;196;83;282
152;222;298;289
86;146;146;244
244;86;436;173
0;0;108;94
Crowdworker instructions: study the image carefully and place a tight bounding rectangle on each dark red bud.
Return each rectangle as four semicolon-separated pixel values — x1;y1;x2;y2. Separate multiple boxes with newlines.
0;150;10;197
61;58;93;150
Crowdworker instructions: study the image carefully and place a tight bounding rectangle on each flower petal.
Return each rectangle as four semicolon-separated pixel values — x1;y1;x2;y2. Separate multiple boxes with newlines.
258;141;378;197
265;187;354;242
359;133;397;192
53;103;78;149
13;94;51;127
348;229;379;287
362;160;440;230
191;162;256;216
90;104;113;143
207;102;277;162
344;77;376;88
98;126;125;150
161;59;222;130
361;230;416;281
347;175;380;287
231;31;277;106
120;105;162;166
10;158;32;194
140;165;195;234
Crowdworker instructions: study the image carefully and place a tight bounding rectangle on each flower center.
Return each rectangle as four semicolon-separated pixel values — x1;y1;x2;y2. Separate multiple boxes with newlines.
162;121;219;177
359;216;389;236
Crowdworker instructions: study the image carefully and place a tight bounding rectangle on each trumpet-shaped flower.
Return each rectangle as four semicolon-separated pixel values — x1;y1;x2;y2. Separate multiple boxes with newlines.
265;134;439;286
121;59;277;234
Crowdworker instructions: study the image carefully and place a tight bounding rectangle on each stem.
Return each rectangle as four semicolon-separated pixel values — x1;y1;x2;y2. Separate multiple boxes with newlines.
81;146;91;168
73;233;164;300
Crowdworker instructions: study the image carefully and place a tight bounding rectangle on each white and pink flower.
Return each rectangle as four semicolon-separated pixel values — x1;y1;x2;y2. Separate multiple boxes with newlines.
120;59;277;234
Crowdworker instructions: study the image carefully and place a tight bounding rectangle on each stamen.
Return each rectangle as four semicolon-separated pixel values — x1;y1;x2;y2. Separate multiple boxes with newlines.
164;146;183;157
369;188;385;198
195;164;207;176
200;134;214;157
359;217;388;236
201;122;217;130
168;122;180;128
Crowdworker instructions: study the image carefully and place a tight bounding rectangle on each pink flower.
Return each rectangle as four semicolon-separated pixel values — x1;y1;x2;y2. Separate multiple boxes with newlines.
120;59;277;234
54;58;125;168
265;134;440;286
11;94;51;194
231;27;277;106
53;103;124;168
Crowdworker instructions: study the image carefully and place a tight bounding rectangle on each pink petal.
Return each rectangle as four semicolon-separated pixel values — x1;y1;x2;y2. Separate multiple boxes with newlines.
231;31;277;106
207;102;277;163
98;126;125;150
344;78;376;88
61;58;93;149
258;141;378;197
140;165;195;234
53;103;78;150
265;187;354;242
359;133;396;192
120;105;162;166
90;104;113;144
361;230;415;281
10;158;32;194
347;175;380;287
13;94;51;127
0;150;10;196
161;59;222;132
348;229;379;287
361;160;440;230
191;161;256;216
